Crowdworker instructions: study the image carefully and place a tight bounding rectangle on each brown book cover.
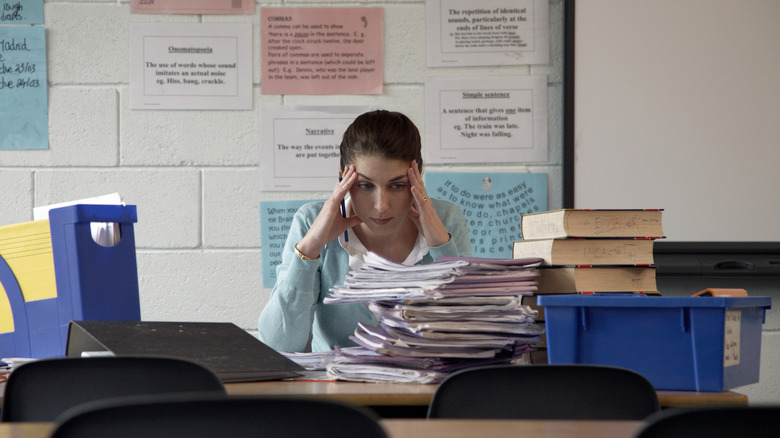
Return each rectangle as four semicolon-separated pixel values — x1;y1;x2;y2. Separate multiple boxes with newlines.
521;209;664;240
513;237;655;266
536;265;658;293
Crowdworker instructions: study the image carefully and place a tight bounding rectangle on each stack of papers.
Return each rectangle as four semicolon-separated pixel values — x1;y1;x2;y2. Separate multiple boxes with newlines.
325;253;541;303
324;253;544;383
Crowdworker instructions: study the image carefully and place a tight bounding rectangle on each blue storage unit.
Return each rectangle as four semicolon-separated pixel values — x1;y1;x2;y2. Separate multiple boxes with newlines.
0;204;140;358
538;294;771;391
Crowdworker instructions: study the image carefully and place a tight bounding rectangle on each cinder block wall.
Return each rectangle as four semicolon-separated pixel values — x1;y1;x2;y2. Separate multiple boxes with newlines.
0;0;564;331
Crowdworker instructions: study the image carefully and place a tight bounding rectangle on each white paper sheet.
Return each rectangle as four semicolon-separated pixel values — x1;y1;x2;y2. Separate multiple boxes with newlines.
425;75;548;164
129;23;252;110
260;106;371;191
426;0;549;67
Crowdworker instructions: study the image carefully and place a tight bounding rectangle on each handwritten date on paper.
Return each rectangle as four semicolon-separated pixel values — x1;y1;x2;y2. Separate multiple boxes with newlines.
0;38;41;90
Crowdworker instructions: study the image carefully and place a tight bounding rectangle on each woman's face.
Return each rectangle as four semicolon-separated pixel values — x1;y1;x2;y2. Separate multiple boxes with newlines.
347;154;413;239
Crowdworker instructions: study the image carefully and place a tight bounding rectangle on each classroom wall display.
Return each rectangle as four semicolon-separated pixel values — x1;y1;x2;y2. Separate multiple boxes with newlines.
425;172;547;258
425;75;548;164
0;25;47;150
260;199;322;287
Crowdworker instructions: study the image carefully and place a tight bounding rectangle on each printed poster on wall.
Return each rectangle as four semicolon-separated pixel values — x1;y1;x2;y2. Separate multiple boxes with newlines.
260;199;322;287
0;25;47;150
425;75;548;164
426;0;549;67
425;172;547;258
131;0;255;15
129;23;253;110
261;7;383;95
260;106;371;191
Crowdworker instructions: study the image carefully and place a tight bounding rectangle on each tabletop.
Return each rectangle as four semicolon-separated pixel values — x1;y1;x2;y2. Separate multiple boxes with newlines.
0;419;646;438
0;377;749;409
223;378;749;408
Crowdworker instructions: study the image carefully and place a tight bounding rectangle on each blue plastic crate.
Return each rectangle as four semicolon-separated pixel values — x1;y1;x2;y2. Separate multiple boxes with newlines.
0;204;140;358
537;294;771;391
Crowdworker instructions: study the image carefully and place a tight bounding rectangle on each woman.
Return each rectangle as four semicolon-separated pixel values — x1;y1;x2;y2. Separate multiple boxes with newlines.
258;110;471;352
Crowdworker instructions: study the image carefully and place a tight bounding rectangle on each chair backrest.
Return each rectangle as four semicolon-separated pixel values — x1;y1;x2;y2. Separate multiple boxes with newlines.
50;394;388;438
635;406;780;438
427;364;660;420
1;356;225;422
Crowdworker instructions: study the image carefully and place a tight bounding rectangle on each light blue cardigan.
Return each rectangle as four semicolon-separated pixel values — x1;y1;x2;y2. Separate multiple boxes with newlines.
257;198;472;352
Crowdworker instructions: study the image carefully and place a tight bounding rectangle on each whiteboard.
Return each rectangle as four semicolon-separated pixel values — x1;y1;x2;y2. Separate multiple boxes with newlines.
568;0;780;242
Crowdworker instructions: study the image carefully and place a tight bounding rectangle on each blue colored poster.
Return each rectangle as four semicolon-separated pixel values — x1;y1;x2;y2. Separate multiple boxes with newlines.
260;199;322;287
425;172;547;258
0;25;48;150
1;1;44;24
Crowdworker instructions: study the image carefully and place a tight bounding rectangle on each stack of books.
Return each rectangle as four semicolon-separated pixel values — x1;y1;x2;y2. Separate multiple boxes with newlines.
513;209;665;364
323;252;544;383
514;209;664;294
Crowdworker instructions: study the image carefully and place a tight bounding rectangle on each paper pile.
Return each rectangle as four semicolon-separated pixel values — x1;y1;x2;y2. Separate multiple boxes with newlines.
324;253;544;383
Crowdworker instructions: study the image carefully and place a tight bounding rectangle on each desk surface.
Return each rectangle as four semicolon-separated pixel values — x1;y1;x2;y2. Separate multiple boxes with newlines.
0;378;749;409
223;379;749;408
0;419;645;438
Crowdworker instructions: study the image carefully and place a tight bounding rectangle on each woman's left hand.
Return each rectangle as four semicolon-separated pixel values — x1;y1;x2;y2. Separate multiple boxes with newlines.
407;161;451;247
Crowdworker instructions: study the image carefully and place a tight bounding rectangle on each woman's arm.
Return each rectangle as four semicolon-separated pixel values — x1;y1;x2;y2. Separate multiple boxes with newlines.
428;198;472;260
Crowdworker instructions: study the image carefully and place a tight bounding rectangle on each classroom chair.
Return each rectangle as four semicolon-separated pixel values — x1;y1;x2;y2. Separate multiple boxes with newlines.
50;394;389;438
634;406;780;438
427;363;660;420
0;356;226;422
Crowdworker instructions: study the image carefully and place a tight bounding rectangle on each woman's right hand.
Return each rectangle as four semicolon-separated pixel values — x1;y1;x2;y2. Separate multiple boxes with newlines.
294;165;363;259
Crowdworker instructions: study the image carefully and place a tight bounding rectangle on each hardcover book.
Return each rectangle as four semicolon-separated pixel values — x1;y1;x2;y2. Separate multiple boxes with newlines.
521;209;664;240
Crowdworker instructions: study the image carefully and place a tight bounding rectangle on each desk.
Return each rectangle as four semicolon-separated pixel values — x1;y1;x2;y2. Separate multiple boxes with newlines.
381;419;645;438
223;379;749;409
0;379;749;410
0;419;645;438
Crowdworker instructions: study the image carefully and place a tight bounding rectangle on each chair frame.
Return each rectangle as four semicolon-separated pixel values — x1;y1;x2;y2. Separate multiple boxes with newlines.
428;363;660;420
50;394;388;438
1;356;225;422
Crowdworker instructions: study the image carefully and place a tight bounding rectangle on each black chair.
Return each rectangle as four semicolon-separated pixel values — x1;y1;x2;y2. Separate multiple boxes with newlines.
51;394;388;438
0;356;225;422
635;406;780;438
427;364;660;420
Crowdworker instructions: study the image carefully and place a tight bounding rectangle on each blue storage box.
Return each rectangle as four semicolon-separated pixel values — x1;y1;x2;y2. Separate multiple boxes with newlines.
537;294;771;391
0;204;140;358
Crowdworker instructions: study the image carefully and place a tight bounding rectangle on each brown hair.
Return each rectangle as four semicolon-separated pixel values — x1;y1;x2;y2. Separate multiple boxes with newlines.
339;110;423;173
